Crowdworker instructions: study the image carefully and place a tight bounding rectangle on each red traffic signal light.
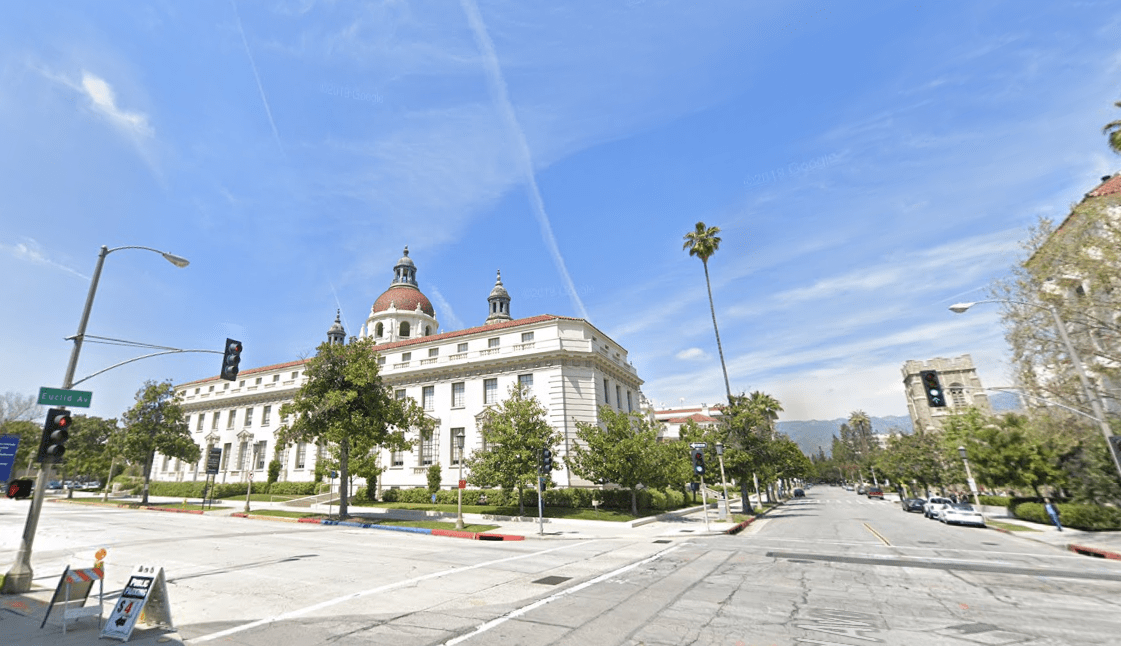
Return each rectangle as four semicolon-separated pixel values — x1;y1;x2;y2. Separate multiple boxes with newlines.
38;408;72;464
221;338;243;381
6;478;33;499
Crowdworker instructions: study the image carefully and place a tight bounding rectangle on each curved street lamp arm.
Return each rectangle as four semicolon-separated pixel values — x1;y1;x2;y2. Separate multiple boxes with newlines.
70;349;221;388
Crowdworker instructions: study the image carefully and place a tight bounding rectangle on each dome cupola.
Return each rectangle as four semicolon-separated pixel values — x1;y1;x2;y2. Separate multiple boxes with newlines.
485;270;512;324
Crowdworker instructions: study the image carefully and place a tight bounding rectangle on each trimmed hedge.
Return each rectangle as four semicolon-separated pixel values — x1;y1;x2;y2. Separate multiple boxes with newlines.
377;485;686;512
139;480;324;499
1014;502;1121;531
977;495;1011;507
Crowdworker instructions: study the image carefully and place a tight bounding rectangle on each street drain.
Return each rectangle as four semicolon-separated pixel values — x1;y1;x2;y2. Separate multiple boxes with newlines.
785;559;815;564
653;539;672;543
533;576;571;586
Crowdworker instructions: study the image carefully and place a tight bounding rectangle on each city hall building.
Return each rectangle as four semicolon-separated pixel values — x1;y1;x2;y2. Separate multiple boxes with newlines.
164;248;647;494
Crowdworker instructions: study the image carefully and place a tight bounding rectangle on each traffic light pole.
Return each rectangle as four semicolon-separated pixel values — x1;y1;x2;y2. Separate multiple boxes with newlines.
3;244;189;594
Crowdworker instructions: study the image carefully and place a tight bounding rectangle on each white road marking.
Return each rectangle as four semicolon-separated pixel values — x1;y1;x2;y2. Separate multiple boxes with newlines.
441;543;685;645
189;540;597;643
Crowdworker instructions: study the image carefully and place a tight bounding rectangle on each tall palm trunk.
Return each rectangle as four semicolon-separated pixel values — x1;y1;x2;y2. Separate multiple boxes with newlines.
703;260;732;402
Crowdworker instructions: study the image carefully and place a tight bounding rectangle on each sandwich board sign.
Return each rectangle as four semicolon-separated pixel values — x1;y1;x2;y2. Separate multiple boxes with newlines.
100;564;174;642
40;565;104;633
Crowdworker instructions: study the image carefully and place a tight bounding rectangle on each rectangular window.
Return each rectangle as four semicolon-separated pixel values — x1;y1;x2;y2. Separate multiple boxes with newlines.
616;385;621;409
488;337;500;348
227;410;235;429
238;441;248;470
255;441;267;470
162;455;170;471
244;408;254;427
521;331;534;342
419;428;439;466
452;382;465;408
378;356;386;365
395;389;407;401
273;374;280;382
451;427;465;465
239;380;245;388
212;411;220;430
627;391;633;413
262;405;272;426
391;448;403;467
292;371;299;379
457;342;468;353
295;442;306;469
484;378;498;405
402;352;411;361
422;385;435;411
196;414;204;431
428;348;439;358
221;443;231;470
208;385;214;392
518;374;533;391
604;378;610;404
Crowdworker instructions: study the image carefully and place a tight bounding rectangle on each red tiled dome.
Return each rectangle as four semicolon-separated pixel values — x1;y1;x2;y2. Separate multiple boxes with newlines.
372;285;435;317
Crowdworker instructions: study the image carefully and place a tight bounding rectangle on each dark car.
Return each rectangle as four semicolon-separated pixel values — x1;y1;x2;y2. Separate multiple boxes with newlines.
866;487;884;499
901;497;926;512
793;488;805;497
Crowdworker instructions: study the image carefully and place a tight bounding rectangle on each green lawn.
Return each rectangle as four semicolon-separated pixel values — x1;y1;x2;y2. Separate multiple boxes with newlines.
241;509;498;532
218;493;303;502
364;502;646;522
987;519;1041;532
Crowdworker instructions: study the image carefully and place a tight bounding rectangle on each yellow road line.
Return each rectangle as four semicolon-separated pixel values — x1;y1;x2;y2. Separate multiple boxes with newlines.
863;522;891;546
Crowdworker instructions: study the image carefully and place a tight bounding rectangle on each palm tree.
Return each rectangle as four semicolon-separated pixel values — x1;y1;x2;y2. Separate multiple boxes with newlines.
683;221;732;401
847;410;874;458
1105;101;1121;155
747;391;784;438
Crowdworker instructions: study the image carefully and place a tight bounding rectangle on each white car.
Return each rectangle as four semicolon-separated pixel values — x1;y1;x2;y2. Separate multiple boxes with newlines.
940;503;986;527
923;497;953;519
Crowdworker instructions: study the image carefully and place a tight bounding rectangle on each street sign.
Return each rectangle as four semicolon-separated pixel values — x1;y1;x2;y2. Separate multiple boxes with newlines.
38;387;93;408
0;434;19;482
689;442;707;449
206;447;222;475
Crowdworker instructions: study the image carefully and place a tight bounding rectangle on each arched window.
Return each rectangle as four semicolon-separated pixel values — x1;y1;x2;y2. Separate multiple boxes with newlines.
400;321;410;337
949;383;967;408
375;323;383;337
424;326;431;336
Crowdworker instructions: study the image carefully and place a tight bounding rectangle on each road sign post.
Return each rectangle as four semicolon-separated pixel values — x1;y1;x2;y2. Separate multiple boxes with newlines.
37;387;93;408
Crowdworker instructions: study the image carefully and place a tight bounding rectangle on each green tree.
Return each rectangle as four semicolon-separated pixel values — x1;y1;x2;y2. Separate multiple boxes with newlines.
568;406;667;516
63;415;118;484
1105;100;1121;155
427;463;442;496
713;391;787;511
683;221;732;401
278;337;428;518
119;380;200;504
0;392;43;478
464;383;560;515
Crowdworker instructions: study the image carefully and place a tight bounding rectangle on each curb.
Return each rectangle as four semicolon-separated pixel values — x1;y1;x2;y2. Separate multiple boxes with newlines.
232;513;525;540
1068;543;1121;560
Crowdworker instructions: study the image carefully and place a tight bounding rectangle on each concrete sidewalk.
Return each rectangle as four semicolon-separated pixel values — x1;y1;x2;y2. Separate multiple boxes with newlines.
984;514;1121;559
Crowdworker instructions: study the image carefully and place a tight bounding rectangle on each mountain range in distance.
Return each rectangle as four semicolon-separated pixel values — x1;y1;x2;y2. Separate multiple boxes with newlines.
779;391;1022;457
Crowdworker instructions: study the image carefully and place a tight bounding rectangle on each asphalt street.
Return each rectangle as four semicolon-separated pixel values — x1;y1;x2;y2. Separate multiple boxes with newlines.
2;486;1120;645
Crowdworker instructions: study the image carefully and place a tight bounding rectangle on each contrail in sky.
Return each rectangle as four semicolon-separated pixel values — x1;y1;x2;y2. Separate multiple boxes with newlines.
460;0;589;321
231;0;285;158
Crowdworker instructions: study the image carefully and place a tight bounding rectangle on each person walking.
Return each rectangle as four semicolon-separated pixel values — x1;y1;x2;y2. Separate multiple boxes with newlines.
1044;498;1063;532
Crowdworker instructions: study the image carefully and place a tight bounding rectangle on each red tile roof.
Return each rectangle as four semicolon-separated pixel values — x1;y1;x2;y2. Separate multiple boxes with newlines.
667;413;720;424
1088;173;1121;197
372;285;435;317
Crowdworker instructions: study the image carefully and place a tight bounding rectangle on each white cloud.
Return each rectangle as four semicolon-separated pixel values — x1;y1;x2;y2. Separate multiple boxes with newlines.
675;347;708;361
79;71;153;138
1;238;87;280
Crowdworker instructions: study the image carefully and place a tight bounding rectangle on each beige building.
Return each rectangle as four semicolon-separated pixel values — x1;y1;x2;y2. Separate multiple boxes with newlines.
166;248;647;492
902;354;992;433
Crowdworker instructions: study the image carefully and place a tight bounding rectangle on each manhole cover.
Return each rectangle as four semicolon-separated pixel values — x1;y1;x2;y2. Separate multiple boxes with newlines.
533;576;571;586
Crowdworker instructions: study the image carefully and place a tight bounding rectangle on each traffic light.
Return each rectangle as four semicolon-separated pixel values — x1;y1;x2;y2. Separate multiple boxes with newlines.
540;447;553;474
919;370;946;408
6;479;33;499
692;449;705;476
220;338;243;381
37;408;71;464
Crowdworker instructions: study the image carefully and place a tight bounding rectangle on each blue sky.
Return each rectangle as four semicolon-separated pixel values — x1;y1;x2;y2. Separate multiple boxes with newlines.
2;1;1120;424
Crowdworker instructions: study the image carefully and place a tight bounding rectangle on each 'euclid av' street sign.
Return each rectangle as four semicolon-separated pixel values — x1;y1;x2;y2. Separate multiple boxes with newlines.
38;387;93;408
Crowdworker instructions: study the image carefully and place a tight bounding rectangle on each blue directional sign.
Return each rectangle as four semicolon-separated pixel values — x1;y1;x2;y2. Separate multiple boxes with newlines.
0;434;20;482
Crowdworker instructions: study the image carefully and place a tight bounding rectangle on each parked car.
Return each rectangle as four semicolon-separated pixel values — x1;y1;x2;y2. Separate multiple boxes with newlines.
901;498;927;513
866;487;884;499
843;484;854;491
793;488;805;498
856;485;867;495
940;503;986;526
923;497;954;519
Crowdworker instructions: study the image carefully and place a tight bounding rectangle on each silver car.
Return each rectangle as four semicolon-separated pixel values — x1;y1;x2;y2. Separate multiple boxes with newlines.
923;496;954;519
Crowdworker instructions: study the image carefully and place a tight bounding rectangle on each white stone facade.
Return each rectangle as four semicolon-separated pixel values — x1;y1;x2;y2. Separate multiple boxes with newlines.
163;250;646;492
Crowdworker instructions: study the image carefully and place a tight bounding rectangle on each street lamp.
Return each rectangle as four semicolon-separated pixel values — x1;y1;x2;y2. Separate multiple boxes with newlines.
2;244;189;594
950;299;1121;482
957;445;981;506
715;443;731;519
455;433;465;530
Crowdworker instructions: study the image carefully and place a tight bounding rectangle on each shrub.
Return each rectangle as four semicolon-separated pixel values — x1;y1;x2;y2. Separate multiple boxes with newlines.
267;460;281;485
146;482;206;498
427;465;442;494
267;481;321;496
1013;502;1121;530
977;495;1011;507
